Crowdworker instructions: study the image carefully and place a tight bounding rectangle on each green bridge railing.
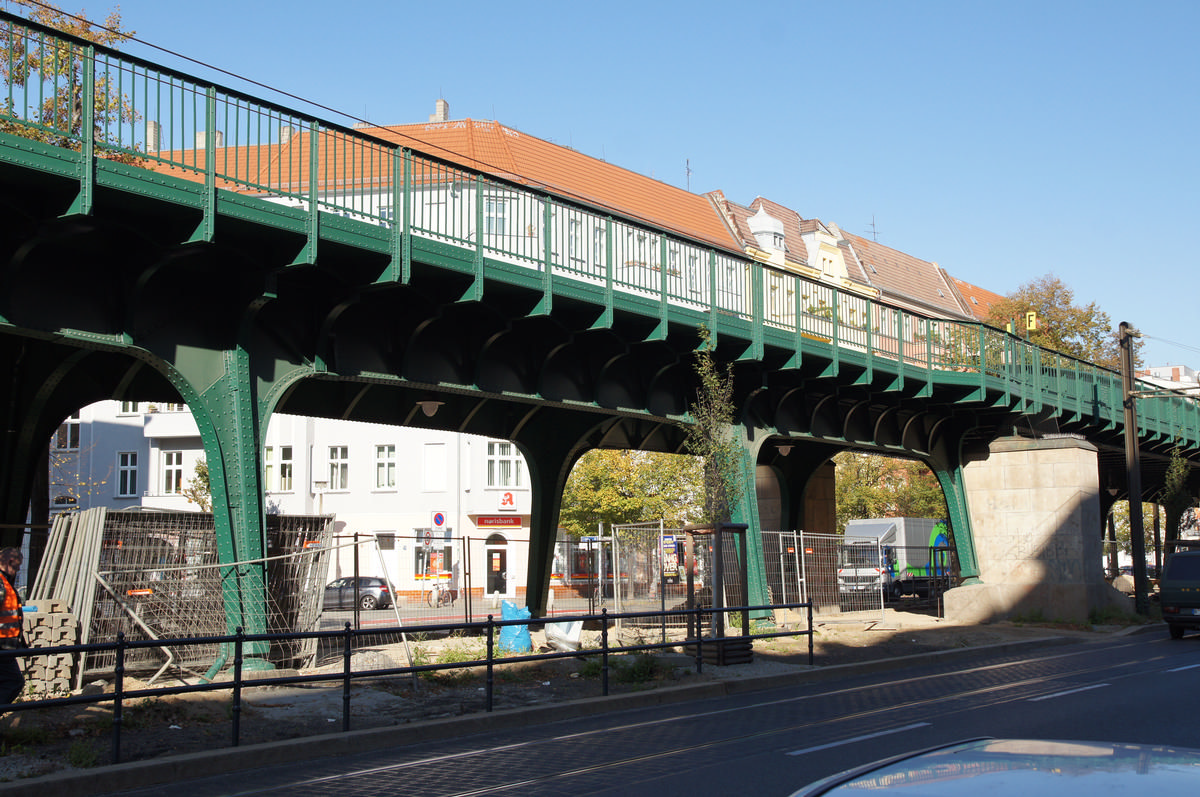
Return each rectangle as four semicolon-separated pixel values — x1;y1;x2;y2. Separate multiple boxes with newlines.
1;10;1196;446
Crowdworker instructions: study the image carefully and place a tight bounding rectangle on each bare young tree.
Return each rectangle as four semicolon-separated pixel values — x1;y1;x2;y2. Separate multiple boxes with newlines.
682;326;743;526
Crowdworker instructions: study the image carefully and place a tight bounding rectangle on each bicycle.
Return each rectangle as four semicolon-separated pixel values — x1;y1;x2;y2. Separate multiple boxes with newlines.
426;580;455;608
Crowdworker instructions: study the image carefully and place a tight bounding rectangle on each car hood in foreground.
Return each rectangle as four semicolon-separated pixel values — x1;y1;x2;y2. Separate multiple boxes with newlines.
792;738;1200;796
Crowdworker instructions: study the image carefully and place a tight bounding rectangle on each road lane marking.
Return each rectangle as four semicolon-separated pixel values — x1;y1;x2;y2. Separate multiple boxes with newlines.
1167;663;1200;672
1026;683;1110;702
786;722;932;756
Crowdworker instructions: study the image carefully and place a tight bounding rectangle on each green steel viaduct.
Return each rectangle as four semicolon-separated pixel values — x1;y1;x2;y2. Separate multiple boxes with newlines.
0;12;1196;667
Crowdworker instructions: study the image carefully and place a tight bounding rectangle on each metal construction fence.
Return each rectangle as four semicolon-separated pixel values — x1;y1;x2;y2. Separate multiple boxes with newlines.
27;513;959;687
31;508;334;687
0;601;815;766
761;530;959;623
762;531;884;623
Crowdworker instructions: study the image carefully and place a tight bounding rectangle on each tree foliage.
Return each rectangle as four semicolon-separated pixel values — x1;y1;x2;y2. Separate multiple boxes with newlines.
0;1;139;160
183;458;211;512
682;326;743;526
1160;447;1197;554
985;274;1134;370
834;452;948;532
558;449;702;537
1107;500;1156;558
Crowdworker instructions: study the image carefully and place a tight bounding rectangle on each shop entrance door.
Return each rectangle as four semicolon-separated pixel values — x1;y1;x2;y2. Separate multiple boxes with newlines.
486;534;508;596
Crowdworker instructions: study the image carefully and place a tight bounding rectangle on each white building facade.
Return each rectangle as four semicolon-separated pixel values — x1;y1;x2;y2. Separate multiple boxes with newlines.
52;401;535;603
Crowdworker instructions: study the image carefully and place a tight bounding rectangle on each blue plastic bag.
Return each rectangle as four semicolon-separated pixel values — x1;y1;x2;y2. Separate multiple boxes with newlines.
498;600;532;653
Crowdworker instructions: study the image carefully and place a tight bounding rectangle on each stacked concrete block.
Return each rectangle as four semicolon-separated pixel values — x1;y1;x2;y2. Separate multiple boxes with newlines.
20;599;78;695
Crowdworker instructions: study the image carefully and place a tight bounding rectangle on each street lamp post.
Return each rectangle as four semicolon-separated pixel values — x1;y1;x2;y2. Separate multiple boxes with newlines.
1119;322;1150;616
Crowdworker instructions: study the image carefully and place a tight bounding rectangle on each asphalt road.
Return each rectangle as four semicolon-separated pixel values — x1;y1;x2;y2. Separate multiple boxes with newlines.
99;626;1196;797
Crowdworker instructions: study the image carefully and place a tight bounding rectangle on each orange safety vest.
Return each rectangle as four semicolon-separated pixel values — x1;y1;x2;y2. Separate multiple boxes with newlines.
0;573;20;640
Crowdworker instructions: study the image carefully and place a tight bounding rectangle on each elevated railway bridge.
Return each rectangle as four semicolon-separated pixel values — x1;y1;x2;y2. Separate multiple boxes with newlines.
0;12;1195;666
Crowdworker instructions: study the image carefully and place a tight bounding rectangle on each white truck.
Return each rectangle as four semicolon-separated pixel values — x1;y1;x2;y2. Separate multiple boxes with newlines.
837;518;953;606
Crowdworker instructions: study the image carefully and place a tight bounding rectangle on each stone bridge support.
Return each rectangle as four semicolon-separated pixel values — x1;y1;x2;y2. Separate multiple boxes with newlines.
945;435;1127;623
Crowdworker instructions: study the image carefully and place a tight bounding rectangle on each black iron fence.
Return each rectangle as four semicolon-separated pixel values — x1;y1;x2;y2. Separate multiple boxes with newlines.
0;601;813;765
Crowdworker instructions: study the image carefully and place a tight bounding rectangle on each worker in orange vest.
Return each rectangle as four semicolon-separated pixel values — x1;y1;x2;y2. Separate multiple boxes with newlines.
0;547;25;705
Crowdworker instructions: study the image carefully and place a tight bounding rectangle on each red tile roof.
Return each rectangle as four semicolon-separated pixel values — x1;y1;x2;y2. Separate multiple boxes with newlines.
144;113;1011;321
146;120;741;253
949;277;1006;321
707;191;810;266
365;120;740;251
840;232;973;320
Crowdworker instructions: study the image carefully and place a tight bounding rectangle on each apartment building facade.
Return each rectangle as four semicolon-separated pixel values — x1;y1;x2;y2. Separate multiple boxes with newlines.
51;401;534;600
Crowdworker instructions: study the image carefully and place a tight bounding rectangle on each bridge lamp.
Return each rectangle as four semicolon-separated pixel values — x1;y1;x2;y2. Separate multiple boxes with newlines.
416;399;444;418
776;444;794;457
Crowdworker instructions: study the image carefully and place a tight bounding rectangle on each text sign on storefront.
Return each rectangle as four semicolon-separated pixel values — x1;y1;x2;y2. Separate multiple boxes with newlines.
477;516;521;528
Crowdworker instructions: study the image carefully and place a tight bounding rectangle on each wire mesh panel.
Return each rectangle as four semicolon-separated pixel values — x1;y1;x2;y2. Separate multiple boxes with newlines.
575;525;698;638
55;510;333;681
760;530;886;623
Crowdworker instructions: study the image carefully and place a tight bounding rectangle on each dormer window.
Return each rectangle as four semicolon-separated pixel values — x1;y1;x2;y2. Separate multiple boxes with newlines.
747;206;786;254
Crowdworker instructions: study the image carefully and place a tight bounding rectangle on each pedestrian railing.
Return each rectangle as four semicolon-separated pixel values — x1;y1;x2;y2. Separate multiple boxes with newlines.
0;601;813;765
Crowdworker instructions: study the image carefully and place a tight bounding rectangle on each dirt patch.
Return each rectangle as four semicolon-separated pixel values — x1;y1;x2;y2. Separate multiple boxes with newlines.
0;610;1132;782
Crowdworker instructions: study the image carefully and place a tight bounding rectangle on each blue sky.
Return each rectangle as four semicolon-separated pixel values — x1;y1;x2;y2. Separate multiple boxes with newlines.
17;0;1199;366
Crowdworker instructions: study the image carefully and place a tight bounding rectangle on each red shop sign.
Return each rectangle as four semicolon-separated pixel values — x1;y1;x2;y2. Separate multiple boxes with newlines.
477;516;521;528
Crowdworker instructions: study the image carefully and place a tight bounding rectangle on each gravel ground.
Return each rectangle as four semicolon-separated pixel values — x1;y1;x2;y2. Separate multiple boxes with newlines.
0;609;1142;782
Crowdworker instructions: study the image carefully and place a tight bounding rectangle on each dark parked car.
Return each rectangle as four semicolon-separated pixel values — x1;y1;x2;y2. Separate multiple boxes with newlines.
789;738;1200;795
323;576;393;610
1161;550;1200;639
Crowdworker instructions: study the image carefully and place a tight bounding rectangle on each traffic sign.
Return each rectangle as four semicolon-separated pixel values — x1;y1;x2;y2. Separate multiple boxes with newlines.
423;530;433;548
432;511;447;529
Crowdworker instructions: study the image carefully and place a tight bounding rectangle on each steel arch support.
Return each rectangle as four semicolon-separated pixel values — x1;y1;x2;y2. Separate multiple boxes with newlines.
170;348;272;669
510;413;602;618
930;461;979;583
732;427;771;613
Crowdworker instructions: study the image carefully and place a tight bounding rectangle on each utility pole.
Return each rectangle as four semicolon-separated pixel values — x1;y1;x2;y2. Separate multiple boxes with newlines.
1119;321;1149;615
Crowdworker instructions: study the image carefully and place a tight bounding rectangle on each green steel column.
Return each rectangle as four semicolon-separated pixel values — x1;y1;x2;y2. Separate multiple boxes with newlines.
729;430;771;617
933;464;979;583
511;414;599;618
178;345;273;671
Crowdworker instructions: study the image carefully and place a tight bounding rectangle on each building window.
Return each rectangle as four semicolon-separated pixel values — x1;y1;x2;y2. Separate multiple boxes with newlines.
414;539;453;580
265;445;294;492
118;401;139;415
53;413;80;450
485;198;506;235
593;226;605;264
117;452;138;497
328;446;349;490
163;451;183;494
423;443;447;492
278;445;293;492
487;441;524;488
568;218;581;260
264;446;275;490
375;444;396;489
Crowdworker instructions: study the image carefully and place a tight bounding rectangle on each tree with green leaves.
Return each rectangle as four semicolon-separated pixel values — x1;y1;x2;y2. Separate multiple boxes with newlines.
558;450;702;537
834;452;948;532
0;1;139;161
183;458;211;512
682;326;743;526
1160;447;1196;556
986;274;1135;370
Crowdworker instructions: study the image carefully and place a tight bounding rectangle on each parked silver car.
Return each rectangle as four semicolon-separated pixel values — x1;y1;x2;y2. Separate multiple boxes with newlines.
323;576;393;611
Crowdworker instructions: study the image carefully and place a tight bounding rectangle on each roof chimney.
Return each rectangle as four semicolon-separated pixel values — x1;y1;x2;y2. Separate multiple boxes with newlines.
429;98;449;123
